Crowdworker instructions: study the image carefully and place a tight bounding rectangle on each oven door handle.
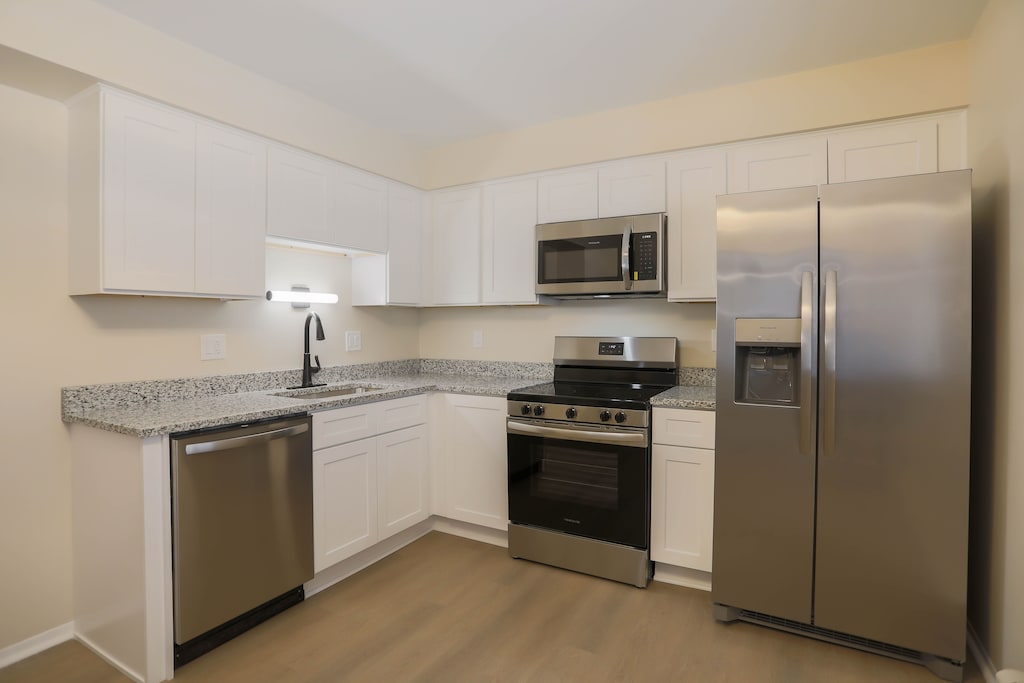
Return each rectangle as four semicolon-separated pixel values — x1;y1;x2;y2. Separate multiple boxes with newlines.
507;420;649;448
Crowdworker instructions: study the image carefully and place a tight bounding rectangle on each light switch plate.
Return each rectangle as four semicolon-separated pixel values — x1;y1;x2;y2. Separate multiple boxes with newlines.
345;330;362;352
472;330;484;348
201;334;226;360
711;328;717;353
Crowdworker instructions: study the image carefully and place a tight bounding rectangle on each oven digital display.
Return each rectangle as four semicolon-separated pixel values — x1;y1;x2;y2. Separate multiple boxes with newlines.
598;342;624;356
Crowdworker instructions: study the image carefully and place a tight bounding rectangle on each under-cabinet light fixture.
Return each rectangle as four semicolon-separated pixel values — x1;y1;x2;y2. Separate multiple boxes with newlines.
266;286;339;309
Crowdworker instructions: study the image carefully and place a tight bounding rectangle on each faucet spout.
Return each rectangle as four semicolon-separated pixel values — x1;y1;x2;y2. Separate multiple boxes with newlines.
300;312;326;388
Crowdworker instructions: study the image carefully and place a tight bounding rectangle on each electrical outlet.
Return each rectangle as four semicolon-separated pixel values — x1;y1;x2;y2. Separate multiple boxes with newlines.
201;334;226;360
472;330;484;348
711;328;717;353
345;330;362;352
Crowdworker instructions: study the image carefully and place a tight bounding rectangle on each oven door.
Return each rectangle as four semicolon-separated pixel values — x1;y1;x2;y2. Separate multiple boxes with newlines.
507;418;650;549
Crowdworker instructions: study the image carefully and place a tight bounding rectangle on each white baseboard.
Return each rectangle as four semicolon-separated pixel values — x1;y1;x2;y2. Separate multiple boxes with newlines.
652;562;712;591
304;518;435;598
0;621;74;670
968;621;999;683
75;632;144;683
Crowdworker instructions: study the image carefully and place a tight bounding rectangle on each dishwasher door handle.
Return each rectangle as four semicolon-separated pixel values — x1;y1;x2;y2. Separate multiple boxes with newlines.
185;423;310;456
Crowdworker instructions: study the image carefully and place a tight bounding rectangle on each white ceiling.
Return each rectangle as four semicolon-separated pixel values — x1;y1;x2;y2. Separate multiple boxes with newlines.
92;0;987;147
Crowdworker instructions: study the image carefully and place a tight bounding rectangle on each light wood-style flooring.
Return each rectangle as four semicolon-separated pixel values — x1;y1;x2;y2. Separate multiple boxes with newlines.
0;531;984;682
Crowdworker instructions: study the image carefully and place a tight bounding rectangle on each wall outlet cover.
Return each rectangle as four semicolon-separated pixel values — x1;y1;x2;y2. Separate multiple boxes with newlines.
201;333;226;360
345;330;362;352
472;330;484;348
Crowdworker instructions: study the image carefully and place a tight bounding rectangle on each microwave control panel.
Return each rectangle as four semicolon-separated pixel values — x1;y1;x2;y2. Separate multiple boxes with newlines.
630;232;659;281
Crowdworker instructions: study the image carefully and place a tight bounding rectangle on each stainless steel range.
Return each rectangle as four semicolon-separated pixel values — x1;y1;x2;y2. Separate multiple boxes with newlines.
506;336;677;587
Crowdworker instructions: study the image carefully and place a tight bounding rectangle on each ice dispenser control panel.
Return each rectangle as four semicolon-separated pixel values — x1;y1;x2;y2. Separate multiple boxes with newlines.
734;318;800;406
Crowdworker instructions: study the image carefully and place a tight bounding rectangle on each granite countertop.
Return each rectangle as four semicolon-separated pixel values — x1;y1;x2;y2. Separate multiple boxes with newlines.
62;360;716;438
649;385;717;410
62;372;541;438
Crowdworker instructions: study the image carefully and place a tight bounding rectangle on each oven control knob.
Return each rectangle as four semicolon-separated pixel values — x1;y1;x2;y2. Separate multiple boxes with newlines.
614;411;627;423
600;410;612;422
565;407;577;419
533;405;545;417
521;404;532;415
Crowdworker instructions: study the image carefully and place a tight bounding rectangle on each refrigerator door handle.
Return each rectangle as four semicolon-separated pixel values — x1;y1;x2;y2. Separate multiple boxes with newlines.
823;269;838;457
800;271;815;455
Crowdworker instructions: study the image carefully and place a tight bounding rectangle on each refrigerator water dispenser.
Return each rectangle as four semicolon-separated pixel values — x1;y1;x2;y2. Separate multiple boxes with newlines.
734;318;801;406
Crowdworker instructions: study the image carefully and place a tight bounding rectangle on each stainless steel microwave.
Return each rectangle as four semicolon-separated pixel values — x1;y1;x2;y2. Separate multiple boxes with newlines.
535;213;666;298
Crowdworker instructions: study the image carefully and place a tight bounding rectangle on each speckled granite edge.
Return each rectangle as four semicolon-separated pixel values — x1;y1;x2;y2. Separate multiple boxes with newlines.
650;384;716;410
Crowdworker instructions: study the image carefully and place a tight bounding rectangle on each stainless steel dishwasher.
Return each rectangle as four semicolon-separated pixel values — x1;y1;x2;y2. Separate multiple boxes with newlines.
171;414;313;667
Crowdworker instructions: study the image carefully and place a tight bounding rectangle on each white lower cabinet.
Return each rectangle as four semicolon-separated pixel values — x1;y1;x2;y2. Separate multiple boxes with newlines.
440;394;508;530
312;396;428;573
651;408;715;572
314;437;379;572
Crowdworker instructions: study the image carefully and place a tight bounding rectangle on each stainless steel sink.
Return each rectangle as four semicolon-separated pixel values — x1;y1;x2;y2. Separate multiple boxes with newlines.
272;385;382;400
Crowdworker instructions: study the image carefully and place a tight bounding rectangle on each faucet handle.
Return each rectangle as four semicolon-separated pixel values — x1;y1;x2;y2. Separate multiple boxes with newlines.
312;355;322;374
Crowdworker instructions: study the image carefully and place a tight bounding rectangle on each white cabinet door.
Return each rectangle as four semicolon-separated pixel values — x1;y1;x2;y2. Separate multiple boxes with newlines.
334;165;388;253
102;91;197;293
728;136;828;192
349;182;424;307
481;178;538;304
313;438;379;573
443;394;508;530
430;187;482;305
194;124;267;297
827;120;938;183
598;159;666;217
537;169;598;223
385;183;424;305
665;149;727;302
377;425;429;540
651;444;715;572
267;145;334;246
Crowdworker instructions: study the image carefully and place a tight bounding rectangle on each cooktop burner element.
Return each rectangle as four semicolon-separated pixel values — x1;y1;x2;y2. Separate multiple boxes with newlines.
506;336;678;423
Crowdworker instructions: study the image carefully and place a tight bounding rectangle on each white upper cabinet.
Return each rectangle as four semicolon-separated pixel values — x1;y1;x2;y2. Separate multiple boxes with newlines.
827;120;938;183
665;149;727;302
481;178;538;305
349;182;425;307
334;165;388;253
537;169;599;223
194;124;267;297
537;161;666;224
266;145;334;246
430;187;482;306
68;86;266;298
728;136;828;192
598;158;666;217
100;91;197;293
385;183;424;305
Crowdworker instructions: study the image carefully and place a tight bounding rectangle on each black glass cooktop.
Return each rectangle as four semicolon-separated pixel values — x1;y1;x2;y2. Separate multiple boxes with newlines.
508;381;669;410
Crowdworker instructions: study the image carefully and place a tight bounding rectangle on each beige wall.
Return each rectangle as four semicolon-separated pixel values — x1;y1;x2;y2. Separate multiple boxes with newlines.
0;83;419;650
424;42;969;188
0;0;428;187
418;301;716;367
967;0;1024;673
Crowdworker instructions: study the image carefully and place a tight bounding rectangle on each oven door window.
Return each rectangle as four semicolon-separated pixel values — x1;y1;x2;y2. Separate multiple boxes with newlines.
537;233;623;284
508;431;649;549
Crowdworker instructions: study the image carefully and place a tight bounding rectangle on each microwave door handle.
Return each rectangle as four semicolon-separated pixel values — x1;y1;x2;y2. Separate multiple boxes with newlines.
622;223;633;290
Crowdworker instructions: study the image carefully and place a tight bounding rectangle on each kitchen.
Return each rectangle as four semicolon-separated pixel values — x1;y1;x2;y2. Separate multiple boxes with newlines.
0;0;1022;682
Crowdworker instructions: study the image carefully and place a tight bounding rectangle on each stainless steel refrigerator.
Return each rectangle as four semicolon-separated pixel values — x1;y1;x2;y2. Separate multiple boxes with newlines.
712;170;971;682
